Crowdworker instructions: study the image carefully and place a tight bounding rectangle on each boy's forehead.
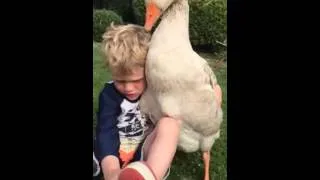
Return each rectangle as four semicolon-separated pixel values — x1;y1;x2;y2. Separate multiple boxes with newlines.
112;67;144;81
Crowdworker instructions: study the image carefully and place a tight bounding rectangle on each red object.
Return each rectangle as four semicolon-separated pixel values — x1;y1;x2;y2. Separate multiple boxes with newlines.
118;161;157;180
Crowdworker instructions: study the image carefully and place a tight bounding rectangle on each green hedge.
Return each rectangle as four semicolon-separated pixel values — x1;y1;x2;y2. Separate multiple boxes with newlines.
93;9;123;42
106;0;136;23
132;0;145;26
132;0;226;51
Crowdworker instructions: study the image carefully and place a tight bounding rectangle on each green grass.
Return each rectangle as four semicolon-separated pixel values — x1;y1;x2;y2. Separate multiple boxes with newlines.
93;42;227;180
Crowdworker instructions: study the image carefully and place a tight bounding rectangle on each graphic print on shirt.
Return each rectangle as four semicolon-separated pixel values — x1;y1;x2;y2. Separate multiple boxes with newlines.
117;99;147;164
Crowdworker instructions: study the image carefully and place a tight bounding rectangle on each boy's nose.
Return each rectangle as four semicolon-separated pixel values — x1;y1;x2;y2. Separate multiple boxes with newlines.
124;83;134;92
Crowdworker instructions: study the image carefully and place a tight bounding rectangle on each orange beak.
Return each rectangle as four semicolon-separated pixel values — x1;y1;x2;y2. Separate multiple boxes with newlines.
144;2;161;31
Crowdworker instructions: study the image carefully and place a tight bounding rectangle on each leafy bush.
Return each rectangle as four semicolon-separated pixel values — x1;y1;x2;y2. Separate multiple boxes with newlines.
106;0;136;23
93;9;123;42
132;0;226;51
189;0;226;51
132;0;145;26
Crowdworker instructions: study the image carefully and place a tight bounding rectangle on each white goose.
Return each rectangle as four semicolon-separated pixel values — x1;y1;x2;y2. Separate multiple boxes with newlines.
139;0;223;179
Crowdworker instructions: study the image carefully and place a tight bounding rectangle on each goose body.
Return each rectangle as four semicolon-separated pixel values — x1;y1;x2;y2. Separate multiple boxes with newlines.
140;1;224;178
140;0;223;153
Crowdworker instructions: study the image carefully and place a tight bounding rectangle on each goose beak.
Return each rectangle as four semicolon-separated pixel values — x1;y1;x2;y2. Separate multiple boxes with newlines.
144;2;161;31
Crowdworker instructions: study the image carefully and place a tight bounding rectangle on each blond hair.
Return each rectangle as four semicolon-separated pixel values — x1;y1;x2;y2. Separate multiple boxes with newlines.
101;23;151;76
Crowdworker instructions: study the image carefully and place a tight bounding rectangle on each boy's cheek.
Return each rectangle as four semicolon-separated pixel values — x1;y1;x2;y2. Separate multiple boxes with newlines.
138;80;146;91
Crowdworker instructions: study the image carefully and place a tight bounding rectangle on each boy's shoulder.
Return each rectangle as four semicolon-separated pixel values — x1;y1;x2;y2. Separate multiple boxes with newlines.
99;81;122;102
101;81;116;93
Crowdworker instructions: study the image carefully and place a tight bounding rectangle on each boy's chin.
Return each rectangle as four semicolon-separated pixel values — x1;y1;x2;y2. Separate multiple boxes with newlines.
126;94;140;101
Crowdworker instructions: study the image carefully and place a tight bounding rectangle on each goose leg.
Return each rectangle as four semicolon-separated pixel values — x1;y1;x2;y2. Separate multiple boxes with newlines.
203;151;210;180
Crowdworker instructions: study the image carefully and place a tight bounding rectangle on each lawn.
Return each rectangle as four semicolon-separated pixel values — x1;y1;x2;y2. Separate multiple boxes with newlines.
93;42;227;180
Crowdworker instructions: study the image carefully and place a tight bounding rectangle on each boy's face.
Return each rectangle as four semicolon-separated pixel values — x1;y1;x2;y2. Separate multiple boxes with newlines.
112;67;146;101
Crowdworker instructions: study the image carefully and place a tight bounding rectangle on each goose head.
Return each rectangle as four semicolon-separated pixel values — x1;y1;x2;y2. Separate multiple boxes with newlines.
144;0;177;31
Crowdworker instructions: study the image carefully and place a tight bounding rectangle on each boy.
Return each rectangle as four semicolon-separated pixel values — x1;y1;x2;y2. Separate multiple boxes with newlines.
94;23;181;180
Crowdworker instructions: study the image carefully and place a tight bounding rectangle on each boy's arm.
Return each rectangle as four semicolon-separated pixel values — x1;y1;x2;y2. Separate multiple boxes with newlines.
95;85;121;179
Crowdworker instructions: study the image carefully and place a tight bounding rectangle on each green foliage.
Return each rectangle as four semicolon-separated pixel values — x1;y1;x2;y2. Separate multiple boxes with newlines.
93;9;123;42
189;0;226;51
132;0;145;25
132;0;227;51
106;0;136;23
